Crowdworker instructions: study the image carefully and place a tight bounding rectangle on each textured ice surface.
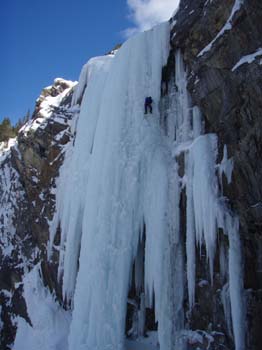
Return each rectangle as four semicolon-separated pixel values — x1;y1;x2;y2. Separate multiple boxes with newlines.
54;22;171;350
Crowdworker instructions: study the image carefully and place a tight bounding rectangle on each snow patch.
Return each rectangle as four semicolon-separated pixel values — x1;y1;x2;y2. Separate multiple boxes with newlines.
232;47;262;71
0;138;17;163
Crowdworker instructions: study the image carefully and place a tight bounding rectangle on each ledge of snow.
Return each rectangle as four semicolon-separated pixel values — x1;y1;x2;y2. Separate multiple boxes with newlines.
232;47;262;71
197;0;244;57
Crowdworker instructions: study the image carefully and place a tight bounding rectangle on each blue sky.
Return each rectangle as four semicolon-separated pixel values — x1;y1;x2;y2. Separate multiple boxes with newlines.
1;0;177;124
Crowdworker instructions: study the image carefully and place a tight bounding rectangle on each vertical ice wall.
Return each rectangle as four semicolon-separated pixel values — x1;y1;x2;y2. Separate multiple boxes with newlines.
50;22;245;350
49;54;115;300
53;22;172;350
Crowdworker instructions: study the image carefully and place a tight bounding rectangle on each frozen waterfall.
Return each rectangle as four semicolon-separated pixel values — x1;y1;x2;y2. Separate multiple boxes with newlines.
50;21;245;350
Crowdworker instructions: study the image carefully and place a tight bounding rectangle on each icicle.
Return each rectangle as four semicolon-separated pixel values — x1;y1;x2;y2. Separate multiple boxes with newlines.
175;51;191;142
185;152;196;309
226;215;245;350
219;145;234;185
192;106;202;138
190;134;219;281
221;283;233;338
167;160;185;350
144;146;169;313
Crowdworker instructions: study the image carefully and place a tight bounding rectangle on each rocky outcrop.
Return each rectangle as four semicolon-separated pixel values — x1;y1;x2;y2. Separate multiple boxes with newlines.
165;0;262;349
0;78;77;349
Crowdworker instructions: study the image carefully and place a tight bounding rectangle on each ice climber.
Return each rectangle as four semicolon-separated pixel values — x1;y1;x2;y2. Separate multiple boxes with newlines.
144;96;153;114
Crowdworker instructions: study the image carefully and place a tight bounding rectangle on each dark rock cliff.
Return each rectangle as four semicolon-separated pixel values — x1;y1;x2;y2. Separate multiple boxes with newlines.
0;79;76;349
164;0;262;349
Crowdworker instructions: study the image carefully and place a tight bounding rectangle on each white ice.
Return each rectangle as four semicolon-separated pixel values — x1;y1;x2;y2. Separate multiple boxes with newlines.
52;22;171;350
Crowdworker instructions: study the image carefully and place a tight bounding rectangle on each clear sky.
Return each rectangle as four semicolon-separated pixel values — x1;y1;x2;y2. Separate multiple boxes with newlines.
1;0;177;124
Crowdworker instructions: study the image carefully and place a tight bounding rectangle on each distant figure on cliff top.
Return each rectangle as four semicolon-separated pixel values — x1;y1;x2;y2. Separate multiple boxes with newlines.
144;96;153;114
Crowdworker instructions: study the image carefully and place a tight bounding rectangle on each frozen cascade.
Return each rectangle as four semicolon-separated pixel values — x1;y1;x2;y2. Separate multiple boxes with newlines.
50;23;245;350
48;53;115;299
54;22;172;350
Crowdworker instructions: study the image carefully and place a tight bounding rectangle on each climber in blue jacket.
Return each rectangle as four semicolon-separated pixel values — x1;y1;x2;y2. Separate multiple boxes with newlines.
144;96;153;114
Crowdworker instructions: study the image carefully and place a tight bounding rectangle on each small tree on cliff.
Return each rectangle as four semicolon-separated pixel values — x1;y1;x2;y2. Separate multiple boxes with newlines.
0;118;16;142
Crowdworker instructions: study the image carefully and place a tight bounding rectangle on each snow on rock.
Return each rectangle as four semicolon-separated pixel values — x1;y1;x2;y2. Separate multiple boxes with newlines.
21;78;77;135
232;47;262;71
198;0;244;57
0;138;17;163
0;162;24;257
0;74;79;349
13;265;71;350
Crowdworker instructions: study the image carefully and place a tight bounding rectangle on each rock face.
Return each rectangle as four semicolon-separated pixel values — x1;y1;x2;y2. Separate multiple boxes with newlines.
166;0;262;349
0;1;261;349
0;78;77;349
